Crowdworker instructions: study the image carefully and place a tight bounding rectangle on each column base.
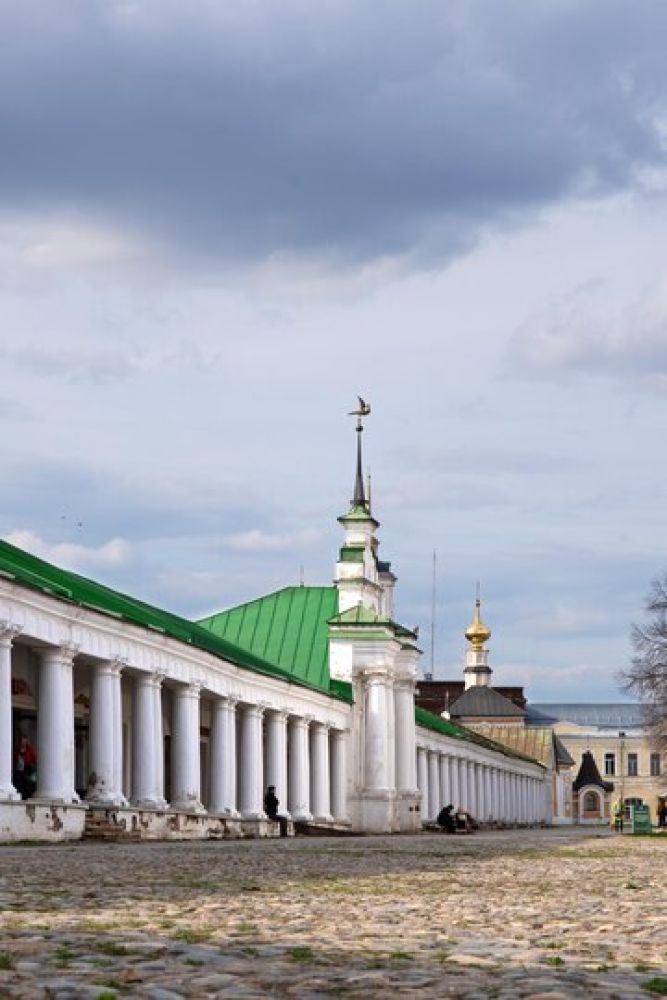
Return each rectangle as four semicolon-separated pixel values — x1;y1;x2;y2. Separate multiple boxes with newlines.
209;805;241;819
130;796;165;810
170;800;206;814
312;812;333;824
33;791;80;805
0;785;22;802
87;791;129;807
240;810;266;821
291;809;313;822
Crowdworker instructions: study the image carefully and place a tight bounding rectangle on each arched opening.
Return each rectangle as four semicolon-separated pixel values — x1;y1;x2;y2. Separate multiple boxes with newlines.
582;789;601;818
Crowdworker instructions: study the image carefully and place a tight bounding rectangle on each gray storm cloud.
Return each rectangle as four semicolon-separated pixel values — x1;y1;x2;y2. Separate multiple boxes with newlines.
0;1;665;265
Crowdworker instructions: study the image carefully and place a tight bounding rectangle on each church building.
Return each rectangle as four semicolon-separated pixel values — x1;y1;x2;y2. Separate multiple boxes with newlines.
0;411;547;841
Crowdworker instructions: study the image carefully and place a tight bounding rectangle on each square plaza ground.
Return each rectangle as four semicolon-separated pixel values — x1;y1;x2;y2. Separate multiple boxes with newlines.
0;828;664;999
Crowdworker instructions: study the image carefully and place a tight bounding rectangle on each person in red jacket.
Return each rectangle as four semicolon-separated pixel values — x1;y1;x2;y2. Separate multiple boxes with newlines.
13;736;37;799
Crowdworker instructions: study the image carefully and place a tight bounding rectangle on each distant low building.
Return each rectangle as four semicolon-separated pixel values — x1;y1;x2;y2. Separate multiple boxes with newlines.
415;598;666;825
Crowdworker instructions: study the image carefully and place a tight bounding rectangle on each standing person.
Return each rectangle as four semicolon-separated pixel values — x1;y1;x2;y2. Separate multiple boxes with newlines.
657;797;666;829
612;798;625;833
13;736;37;800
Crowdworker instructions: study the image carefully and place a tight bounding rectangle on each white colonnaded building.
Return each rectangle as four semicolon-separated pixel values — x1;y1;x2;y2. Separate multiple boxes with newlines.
0;415;548;841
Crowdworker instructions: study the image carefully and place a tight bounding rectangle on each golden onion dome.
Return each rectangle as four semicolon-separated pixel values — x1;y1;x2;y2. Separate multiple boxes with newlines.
465;597;491;649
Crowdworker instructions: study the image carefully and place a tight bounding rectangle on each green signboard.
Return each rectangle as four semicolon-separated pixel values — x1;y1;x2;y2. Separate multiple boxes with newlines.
631;804;652;834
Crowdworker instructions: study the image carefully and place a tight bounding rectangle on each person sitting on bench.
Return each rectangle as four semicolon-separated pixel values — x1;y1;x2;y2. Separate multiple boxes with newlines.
264;785;288;836
436;803;457;833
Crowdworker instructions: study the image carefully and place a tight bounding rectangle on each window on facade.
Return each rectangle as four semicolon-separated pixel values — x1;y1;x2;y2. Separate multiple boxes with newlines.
650;753;661;777
625;797;643;807
627;753;638;777
604;752;616;776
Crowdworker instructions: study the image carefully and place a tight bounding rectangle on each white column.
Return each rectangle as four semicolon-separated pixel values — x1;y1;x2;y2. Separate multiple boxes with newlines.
485;766;493;822
417;747;428;821
35;644;79;803
88;661;121;804
457;758;467;809
153;674;166;807
265;710;289;817
363;671;390;790
209;696;238;815
171;683;204;812
132;673;157;806
476;764;486;821
0;625;21;801
310;721;332;822
288;716;312;820
239;704;264;819
439;755;450;810
394;679;417;792
449;755;460;810
428;750;440;820
466;761;476;815
112;659;127;803
330;728;348;822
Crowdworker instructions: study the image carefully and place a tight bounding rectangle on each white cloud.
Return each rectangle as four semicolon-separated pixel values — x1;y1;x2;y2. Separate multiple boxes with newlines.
505;271;667;384
224;528;321;553
4;530;131;573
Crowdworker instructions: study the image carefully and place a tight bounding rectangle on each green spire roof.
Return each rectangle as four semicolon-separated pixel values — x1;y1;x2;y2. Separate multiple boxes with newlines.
198;586;339;693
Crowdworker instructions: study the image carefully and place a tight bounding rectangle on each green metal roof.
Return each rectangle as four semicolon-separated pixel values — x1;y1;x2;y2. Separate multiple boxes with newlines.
0;539;348;701
198;586;339;693
415;706;544;767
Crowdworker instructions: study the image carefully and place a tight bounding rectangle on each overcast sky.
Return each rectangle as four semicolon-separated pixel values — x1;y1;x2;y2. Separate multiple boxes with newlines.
2;1;667;700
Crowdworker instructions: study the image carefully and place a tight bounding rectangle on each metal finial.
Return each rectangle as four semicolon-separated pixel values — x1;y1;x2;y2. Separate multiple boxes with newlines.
347;396;371;507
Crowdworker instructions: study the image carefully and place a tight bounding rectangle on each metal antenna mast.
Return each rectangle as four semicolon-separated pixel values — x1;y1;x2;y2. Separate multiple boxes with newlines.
429;550;437;679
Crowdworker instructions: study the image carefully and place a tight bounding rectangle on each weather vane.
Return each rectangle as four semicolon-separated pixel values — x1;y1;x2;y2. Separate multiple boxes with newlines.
348;395;371;432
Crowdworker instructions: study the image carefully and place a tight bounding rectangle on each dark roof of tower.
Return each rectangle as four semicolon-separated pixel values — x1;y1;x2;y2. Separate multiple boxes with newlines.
449;686;525;719
573;750;614;792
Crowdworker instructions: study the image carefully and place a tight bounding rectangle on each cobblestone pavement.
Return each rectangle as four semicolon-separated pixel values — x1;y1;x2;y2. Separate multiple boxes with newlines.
0;827;664;999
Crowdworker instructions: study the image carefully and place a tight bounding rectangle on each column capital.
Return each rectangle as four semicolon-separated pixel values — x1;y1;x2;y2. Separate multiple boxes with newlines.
291;714;311;731
0;623;22;648
244;703;265;720
109;656;128;675
268;708;289;723
43;642;79;667
311;720;329;735
393;677;416;693
361;666;390;685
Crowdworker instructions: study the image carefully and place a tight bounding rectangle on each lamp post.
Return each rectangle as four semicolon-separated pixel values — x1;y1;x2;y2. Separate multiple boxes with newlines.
619;731;626;823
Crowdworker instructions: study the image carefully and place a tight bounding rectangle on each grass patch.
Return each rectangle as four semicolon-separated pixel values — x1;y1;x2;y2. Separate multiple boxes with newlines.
0;953;15;970
95;993;118;1000
389;951;414;961
645;978;667;996
95;942;127;957
546;956;564;967
236;921;258;934
55;944;76;967
624;881;641;890
184;957;205;967
288;946;314;963
171;928;212;944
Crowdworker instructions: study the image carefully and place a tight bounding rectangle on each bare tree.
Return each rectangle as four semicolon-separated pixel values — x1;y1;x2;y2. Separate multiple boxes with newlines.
624;576;667;751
